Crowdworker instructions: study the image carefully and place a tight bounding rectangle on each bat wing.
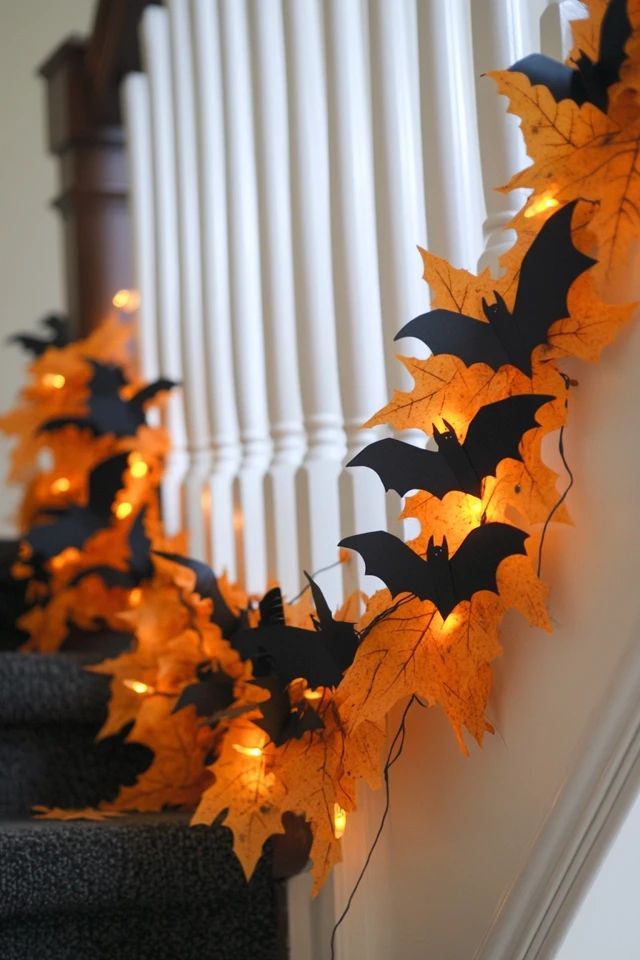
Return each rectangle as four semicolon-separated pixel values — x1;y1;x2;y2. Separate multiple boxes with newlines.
173;670;235;718
234;623;341;688
306;574;360;676
26;509;103;559
449;522;528;602
509;53;575;103
575;0;632;110
8;334;50;356
39;417;99;436
463;394;554;478
131;378;178;409
87;453;130;521
395;309;510;370
513;201;596;355
348;438;456;498
339;531;436;602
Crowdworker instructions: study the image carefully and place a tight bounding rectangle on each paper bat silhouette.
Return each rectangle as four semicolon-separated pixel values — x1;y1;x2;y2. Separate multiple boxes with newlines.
68;509;154;587
232;578;360;689
509;0;630;113
173;662;236;718
26;452;132;560
250;675;324;746
397;201;595;376
339;523;528;620
8;314;71;356
41;361;176;438
348;394;554;500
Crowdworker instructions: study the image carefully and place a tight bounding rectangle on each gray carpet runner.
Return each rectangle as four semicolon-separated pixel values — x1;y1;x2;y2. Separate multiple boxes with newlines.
0;644;282;959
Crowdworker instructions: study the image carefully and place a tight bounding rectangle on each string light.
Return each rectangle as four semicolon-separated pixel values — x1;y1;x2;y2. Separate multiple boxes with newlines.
50;547;81;571
128;588;142;607
333;803;347;840
50;477;71;494
123;678;154;695
524;191;559;218
114;501;133;520
112;289;141;313
41;373;66;389
232;744;263;758
129;456;148;478
303;688;323;701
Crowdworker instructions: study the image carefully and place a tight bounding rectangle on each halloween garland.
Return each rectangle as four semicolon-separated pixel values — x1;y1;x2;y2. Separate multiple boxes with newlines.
1;0;639;909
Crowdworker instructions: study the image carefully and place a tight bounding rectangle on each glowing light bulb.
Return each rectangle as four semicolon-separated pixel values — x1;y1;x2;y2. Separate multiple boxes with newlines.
123;678;154;695
50;547;81;571
524;192;559;219
42;373;66;389
50;477;71;494
333;804;347;839
232;744;263;758
303;688;323;701
129;459;148;479
114;501;133;520
112;289;141;313
128;588;142;607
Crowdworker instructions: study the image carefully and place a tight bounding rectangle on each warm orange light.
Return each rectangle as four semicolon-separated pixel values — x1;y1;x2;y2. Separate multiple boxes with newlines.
524;192;559;219
129;459;148;479
50;477;71;494
42;373;66;389
50;547;81;571
464;498;484;526
114;501;133;520
112;289;141;313
303;688;323;702
232;744;263;758
333;803;347;840
128;587;143;607
123;678;154;695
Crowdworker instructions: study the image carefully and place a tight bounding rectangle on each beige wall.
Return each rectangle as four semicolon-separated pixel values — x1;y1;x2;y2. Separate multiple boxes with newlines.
0;0;94;533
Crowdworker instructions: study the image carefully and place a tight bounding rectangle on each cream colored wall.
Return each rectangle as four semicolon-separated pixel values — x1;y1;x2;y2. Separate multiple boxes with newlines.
0;0;93;533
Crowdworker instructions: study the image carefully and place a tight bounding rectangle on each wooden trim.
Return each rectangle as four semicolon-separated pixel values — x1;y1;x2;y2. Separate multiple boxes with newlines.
39;0;160;335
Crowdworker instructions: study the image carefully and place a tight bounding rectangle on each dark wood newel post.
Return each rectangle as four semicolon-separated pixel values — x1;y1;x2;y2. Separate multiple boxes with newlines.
39;0;160;337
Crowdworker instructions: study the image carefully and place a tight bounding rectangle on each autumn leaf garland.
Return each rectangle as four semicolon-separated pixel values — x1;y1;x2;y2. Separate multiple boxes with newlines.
4;0;639;903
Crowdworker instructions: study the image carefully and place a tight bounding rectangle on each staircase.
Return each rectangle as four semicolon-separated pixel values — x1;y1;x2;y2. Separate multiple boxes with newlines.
0;645;283;960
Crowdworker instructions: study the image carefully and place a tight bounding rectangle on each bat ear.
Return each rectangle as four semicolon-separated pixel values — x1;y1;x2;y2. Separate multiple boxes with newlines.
442;419;455;435
442;535;449;555
432;423;441;441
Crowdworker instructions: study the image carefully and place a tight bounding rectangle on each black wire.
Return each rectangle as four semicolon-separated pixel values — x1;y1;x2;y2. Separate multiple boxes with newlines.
287;558;344;605
536;423;575;578
329;695;418;960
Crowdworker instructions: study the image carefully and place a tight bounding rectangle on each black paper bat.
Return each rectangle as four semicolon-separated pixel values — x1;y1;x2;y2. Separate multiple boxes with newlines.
26;452;131;560
232;578;360;690
509;0;631;113
68;509;154;587
8;314;71;356
41;361;176;438
250;675;324;747
347;394;554;500
339;523;528;620
173;662;236;718
396;201;595;376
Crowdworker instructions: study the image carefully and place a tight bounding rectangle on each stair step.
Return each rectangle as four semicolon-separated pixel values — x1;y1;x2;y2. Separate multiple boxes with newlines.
0;652;110;726
0;814;281;960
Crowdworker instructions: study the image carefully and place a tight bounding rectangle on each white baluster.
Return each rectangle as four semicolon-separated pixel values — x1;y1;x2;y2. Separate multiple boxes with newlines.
471;0;537;270
541;0;587;59
283;0;346;608
368;0;430;545
324;0;389;599
219;0;271;595
190;0;241;579
122;73;159;397
249;0;306;600
416;0;486;270
140;7;188;537
167;0;213;562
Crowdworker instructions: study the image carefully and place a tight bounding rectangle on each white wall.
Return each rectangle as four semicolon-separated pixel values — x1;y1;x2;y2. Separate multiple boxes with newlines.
0;0;93;533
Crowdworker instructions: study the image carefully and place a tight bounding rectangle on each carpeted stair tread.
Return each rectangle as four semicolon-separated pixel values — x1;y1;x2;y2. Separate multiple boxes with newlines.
0;813;275;918
0;652;111;725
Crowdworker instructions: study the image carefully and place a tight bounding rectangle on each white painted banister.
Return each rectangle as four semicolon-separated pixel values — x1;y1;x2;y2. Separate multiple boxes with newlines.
167;0;212;561
283;0;346;608
219;0;272;595
140;6;188;537
471;0;537;270
416;0;486;270
324;0;389;598
190;0;241;579
249;0;306;600
541;0;588;60
121;73;159;391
